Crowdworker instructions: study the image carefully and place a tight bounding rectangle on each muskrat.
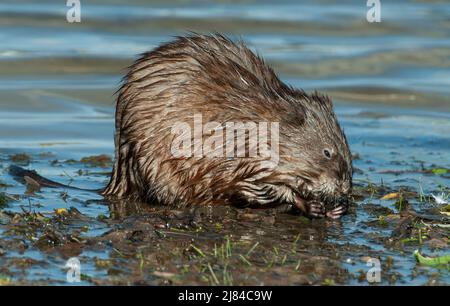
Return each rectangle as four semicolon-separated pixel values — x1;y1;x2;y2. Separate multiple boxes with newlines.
10;34;352;219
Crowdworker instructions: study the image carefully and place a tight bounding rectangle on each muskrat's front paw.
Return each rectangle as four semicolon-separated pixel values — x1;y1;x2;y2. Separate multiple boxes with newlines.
307;201;326;218
326;205;346;219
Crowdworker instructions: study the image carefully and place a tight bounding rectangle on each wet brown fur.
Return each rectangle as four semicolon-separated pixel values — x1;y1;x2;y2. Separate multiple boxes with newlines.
103;34;352;215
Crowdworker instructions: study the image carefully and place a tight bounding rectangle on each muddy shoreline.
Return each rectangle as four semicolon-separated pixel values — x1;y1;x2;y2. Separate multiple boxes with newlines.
0;150;449;285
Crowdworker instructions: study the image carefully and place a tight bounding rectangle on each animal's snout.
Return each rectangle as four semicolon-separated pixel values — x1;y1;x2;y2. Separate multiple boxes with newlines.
336;195;349;208
338;195;348;204
324;195;349;212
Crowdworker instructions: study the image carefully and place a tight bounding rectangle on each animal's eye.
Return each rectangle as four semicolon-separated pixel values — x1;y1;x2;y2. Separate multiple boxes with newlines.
323;149;332;159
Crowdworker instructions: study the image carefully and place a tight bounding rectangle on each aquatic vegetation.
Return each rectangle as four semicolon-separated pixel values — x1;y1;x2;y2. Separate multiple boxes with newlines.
54;208;68;216
381;192;400;200
0;275;11;286
79;155;112;168
432;169;448;176
0;193;12;209
9;153;31;165
414;250;450;267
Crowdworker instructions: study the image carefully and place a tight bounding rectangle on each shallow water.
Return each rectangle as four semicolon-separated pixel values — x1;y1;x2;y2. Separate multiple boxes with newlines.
0;0;449;285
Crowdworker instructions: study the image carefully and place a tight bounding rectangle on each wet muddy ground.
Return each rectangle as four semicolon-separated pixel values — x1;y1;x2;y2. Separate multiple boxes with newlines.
0;0;449;285
0;104;449;285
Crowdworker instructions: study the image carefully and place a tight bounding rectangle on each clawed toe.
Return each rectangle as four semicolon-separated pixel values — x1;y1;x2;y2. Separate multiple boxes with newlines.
304;200;347;220
308;201;326;219
326;205;346;219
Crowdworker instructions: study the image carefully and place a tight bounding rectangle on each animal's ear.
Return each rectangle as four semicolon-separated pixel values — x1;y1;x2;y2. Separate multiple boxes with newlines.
311;91;333;111
284;102;306;126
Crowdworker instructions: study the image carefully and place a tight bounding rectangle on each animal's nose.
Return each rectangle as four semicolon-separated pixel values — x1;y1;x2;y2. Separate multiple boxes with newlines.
336;195;349;207
325;195;349;211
